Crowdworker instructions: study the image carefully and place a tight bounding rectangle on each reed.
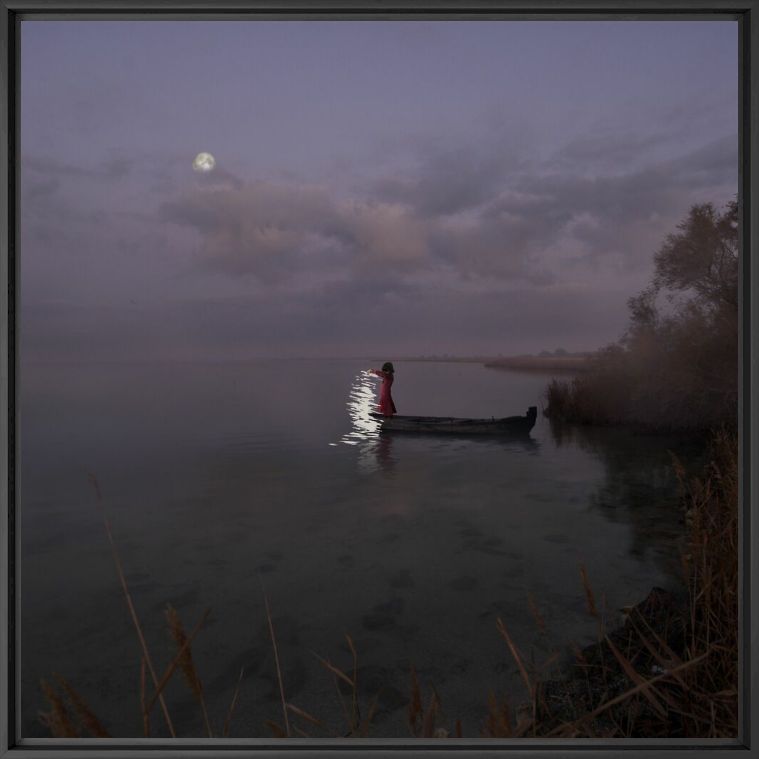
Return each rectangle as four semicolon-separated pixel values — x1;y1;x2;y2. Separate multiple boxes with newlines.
496;617;533;701
420;689;440;738
165;604;213;737
261;584;290;737
405;666;461;738
145;608;211;717
543;338;737;432
88;473;176;738
500;430;739;738
408;665;422;735
316;639;389;738
527;593;546;635
482;692;514;738
578;564;598;618
140;657;150;737
675;428;738;735
54;673;110;737
222;667;245;738
293;638;378;737
264;719;286;738
313;647;358;735
286;702;324;729
357;695;381;738
345;634;359;730
38;678;79;738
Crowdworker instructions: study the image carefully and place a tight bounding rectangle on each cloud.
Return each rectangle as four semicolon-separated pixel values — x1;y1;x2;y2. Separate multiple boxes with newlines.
22;124;738;301
553;129;671;172
370;139;524;217
507;134;738;268
156;127;736;299
23;154;132;181
159;180;436;284
19;123;738;361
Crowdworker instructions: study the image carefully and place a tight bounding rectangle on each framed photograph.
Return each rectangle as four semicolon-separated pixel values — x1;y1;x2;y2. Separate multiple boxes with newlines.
2;1;757;757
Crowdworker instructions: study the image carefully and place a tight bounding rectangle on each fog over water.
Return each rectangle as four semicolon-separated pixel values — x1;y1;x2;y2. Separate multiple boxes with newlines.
20;360;697;737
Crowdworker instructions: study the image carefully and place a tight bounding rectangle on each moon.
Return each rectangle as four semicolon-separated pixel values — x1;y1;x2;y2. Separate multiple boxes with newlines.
192;152;216;172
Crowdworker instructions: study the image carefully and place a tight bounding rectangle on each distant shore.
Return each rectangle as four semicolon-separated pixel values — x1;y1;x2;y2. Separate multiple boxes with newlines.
484;354;593;373
396;356;495;364
397;354;593;372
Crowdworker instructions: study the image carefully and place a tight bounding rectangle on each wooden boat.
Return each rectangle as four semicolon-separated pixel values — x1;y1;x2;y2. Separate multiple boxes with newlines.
371;406;537;435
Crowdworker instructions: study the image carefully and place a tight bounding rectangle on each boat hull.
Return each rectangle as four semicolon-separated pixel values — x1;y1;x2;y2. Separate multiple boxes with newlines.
371;406;537;435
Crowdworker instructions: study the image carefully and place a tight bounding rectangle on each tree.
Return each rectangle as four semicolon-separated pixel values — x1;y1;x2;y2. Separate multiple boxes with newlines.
624;285;659;348
628;199;739;427
547;198;739;430
624;199;738;352
652;200;738;313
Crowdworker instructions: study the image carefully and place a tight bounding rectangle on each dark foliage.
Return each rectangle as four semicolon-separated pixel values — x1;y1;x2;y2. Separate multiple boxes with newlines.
546;200;738;431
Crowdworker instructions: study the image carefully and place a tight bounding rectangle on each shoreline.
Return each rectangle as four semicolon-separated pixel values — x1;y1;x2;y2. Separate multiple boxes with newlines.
484;356;592;373
528;586;690;737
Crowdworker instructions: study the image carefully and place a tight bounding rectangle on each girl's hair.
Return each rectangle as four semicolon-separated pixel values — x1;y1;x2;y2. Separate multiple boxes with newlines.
382;362;394;373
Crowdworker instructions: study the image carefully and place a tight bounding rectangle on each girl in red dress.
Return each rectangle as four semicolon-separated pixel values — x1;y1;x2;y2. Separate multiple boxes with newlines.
370;362;397;416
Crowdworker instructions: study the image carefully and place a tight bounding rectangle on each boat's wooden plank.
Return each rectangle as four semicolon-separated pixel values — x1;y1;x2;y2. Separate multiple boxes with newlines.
369;407;537;435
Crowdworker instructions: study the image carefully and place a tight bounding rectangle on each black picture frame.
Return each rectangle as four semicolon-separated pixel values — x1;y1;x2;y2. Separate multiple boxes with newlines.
1;1;756;757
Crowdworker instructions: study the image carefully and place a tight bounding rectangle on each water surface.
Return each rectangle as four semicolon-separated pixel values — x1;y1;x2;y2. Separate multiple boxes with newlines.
20;359;694;737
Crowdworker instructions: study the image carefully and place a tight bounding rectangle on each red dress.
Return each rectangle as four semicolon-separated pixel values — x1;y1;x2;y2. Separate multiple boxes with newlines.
372;370;397;416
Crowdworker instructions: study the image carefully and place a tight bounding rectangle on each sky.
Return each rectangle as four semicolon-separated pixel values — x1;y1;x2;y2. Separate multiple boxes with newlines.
19;20;738;361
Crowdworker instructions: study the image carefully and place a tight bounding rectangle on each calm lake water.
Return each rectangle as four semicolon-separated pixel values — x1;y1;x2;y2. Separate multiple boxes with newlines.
19;359;697;738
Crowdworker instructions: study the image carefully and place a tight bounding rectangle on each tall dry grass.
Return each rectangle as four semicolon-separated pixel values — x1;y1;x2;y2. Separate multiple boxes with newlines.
500;429;739;738
165;604;213;737
673;428;738;736
544;334;737;432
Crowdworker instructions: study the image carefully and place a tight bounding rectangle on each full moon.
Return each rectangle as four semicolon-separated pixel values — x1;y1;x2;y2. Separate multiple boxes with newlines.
192;152;216;172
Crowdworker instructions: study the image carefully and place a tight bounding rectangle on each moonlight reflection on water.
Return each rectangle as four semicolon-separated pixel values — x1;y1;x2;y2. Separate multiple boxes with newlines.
335;370;390;474
341;370;382;446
